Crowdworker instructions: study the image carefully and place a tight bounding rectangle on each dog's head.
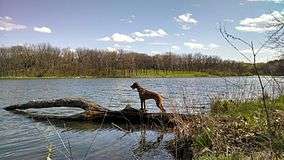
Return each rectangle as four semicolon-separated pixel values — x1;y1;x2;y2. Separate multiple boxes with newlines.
130;82;140;89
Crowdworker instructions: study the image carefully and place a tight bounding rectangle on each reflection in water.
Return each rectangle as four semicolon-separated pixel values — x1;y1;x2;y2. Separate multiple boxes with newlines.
133;126;165;157
166;137;193;160
130;126;193;160
18;119;181;159
0;78;282;159
38;118;194;159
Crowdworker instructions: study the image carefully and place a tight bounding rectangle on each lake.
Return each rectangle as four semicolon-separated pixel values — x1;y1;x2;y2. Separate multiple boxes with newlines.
0;77;283;159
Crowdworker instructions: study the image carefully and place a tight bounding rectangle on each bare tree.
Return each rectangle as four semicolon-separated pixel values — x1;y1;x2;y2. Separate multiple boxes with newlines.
220;26;272;132
267;12;284;53
0;42;283;77
219;16;284;155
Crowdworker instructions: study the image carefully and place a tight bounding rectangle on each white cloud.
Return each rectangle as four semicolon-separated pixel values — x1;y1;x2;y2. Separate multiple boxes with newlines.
0;16;26;31
69;48;76;52
171;45;180;50
106;47;118;52
235;26;276;32
175;13;197;24
4;16;12;20
97;36;111;41
224;19;234;23
184;42;205;49
97;28;167;43
114;44;120;47
174;33;185;37
132;28;168;38
120;14;136;23
34;26;52;33
111;33;136;43
133;37;144;42
240;47;281;62
113;43;132;49
150;51;161;55
184;42;220;50
247;0;284;3
236;11;283;33
98;33;138;43
130;15;135;18
241;48;279;54
208;43;220;49
150;42;169;46
174;13;198;30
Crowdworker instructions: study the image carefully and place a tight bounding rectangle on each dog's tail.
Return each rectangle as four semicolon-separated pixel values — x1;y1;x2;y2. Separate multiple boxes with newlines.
160;95;168;99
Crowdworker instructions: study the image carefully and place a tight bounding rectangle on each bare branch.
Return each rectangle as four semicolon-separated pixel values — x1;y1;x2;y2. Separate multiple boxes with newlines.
219;25;252;62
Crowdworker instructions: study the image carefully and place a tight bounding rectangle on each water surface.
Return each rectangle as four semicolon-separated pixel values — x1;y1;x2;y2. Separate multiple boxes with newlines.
0;77;283;159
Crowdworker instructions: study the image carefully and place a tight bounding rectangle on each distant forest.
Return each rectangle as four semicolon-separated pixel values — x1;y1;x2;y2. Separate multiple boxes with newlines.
0;44;283;77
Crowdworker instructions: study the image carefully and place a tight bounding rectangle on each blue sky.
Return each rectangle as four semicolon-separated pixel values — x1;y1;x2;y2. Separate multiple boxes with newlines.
0;0;283;62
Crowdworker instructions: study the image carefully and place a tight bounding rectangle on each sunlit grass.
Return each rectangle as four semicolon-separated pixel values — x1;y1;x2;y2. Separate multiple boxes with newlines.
171;95;284;159
133;70;212;78
0;69;213;79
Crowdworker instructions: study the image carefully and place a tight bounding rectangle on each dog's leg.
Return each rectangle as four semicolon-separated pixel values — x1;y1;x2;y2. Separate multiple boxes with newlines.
160;103;166;112
140;100;144;111
156;101;165;113
143;101;147;112
140;99;147;112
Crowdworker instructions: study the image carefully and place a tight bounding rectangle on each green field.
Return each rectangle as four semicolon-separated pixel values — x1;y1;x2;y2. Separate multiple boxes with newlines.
193;95;284;159
0;70;214;79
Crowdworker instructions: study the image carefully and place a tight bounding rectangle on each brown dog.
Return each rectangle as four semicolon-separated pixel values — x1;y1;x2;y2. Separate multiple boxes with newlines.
131;82;166;112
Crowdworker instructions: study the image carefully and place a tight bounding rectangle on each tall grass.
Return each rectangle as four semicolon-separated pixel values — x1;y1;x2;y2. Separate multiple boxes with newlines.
169;95;284;159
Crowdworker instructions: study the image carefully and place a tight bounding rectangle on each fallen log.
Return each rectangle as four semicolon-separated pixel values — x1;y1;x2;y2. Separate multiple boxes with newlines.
4;98;190;126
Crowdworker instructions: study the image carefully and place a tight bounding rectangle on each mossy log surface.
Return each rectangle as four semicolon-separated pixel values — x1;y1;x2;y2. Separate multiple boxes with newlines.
4;98;189;126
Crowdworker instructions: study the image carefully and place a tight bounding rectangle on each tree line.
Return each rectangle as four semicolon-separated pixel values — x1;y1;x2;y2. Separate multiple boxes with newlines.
0;44;282;77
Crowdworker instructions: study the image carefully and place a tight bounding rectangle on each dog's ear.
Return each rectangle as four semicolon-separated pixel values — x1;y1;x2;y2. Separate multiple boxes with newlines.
134;82;140;87
130;82;135;89
131;82;139;89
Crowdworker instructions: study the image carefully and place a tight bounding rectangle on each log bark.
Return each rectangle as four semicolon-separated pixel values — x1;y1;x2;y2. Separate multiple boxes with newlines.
4;98;189;126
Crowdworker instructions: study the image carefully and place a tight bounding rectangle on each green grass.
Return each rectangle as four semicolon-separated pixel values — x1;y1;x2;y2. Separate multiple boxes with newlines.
196;152;272;160
212;95;284;117
211;95;284;116
0;76;76;80
0;70;214;79
133;70;212;78
187;95;284;159
274;95;284;110
211;95;284;131
206;95;284;154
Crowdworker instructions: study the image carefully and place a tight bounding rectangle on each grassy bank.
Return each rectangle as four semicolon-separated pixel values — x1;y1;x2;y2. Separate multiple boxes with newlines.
129;70;213;78
0;70;214;79
171;95;284;159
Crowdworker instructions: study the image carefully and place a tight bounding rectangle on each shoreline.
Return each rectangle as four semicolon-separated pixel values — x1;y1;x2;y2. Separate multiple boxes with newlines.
0;71;260;80
0;75;279;80
0;75;260;80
